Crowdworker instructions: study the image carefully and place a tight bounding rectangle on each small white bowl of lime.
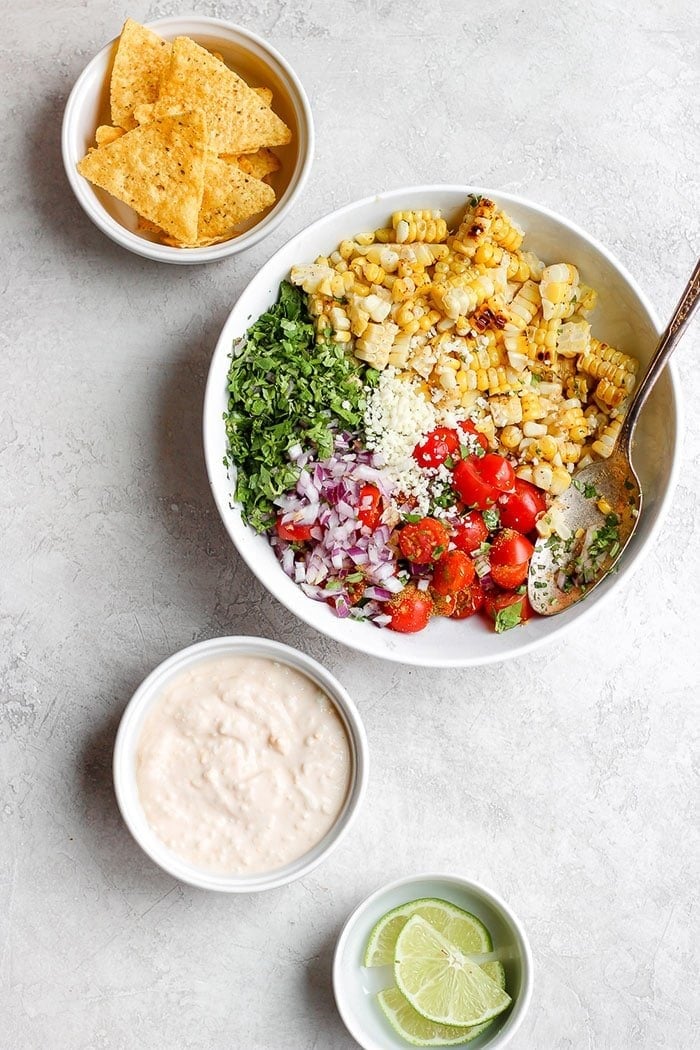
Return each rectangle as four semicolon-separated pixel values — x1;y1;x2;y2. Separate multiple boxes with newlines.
333;873;533;1050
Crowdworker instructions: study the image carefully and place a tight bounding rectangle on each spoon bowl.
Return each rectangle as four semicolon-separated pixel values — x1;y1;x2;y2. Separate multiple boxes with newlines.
529;258;700;615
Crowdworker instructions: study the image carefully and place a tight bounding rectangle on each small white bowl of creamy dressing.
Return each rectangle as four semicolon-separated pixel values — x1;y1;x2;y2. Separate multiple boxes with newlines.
113;637;368;892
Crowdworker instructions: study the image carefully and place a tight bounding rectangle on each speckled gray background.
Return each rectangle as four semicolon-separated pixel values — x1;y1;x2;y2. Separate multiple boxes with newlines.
2;1;699;1048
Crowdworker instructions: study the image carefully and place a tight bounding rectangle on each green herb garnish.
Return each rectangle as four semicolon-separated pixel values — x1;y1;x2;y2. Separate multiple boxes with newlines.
494;600;524;633
572;478;599;499
482;507;500;531
225;281;368;532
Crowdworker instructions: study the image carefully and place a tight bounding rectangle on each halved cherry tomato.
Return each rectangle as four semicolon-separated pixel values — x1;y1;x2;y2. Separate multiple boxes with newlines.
458;420;489;452
482;589;532;632
412;427;460;468
498;478;547;535
452;511;489;554
398;517;450;564
450;580;485;619
431;591;458;617
491;560;529;590
357;483;382;530
431;550;476;596
276;517;314;542
489;528;535;568
387;585;433;633
452;457;500;510
476;454;516;494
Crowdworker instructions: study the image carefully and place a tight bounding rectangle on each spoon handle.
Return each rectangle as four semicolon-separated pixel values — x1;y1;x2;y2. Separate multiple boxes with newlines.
621;257;700;442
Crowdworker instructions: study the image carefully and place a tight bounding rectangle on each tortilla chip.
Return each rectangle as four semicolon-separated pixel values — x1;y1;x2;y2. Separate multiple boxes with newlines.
95;125;126;146
77;110;208;243
254;87;273;106
110;19;172;130
137;215;164;235
228;148;280;181
157;36;292;153
198;156;275;239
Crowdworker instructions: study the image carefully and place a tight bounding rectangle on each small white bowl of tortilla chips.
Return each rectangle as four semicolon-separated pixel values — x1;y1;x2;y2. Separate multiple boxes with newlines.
62;16;313;263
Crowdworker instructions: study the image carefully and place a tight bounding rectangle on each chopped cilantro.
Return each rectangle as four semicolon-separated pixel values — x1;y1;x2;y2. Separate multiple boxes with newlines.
403;513;422;524
516;584;527;595
587;515;621;563
494;600;524;633
482;507;500;531
346;572;364;583
467;193;482;207
534;581;547;590
530;373;541;385
572;478;599;499
225;282;369;532
444;455;455;469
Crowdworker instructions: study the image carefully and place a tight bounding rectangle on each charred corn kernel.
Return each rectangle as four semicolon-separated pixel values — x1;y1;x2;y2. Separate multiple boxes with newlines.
540;262;579;321
592;418;622;458
504;281;541;332
589;338;638;374
333;330;352;344
516;464;535;484
532;463;553;490
490;211;524;252
490;395;523;428
404;319;421;336
339;240;355;260
595;377;627;408
308;297;325;316
396;303;416;326
355;231;375;246
474;242;503;267
570;422;589;443
500;425;523;450
392;210;448;244
597;497;613;515
352;281;370;296
342;270;355;291
458;369;478;392
437;368;457;391
315;255;330;267
577;285;598;314
392;279;414;304
419;314;434;331
373;227;395;243
475;367;489;391
523;421;547;438
507;254;530;282
530;435;558;461
329;306;350;331
558;440;582;463
549;465;572;495
448;197;497;258
520;392;546;421
363;261;384;284
579;352;636;392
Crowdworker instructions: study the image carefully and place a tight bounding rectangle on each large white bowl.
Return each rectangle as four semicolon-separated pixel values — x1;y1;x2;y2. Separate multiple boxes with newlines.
203;186;681;666
113;636;368;891
62;16;313;264
333;873;533;1050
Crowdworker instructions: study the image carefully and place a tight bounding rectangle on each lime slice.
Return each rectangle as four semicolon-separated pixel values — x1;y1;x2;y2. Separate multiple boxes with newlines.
364;898;492;967
377;963;507;1047
394;916;511;1027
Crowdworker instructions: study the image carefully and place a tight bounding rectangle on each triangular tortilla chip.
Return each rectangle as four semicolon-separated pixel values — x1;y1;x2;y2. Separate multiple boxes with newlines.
77;111;208;243
197;156;275;239
254;87;273;106
110;19;172;131
157;36;292;153
95;125;126;147
226;148;280;181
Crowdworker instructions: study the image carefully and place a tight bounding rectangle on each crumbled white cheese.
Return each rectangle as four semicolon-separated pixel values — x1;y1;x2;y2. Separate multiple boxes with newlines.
363;368;471;516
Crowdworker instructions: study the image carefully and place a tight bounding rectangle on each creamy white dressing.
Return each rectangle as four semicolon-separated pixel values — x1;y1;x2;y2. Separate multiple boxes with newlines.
135;655;351;874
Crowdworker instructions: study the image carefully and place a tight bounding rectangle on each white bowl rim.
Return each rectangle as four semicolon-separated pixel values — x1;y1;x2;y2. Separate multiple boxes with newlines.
203;183;683;666
61;14;315;265
332;870;534;1050
112;635;368;891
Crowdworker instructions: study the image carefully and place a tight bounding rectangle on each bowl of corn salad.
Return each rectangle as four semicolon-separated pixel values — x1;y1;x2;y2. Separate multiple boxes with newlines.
203;186;681;666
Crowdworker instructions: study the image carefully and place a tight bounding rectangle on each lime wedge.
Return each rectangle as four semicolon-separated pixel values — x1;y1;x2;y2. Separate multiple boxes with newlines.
394;916;511;1027
377;963;507;1047
364;898;492;967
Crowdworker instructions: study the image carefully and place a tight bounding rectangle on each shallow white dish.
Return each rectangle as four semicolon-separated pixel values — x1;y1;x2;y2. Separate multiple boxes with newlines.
333;873;533;1050
203;185;681;665
62;16;313;264
113;636;367;891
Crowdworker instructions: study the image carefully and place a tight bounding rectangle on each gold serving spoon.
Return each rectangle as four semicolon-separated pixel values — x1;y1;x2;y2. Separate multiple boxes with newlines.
528;257;700;615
